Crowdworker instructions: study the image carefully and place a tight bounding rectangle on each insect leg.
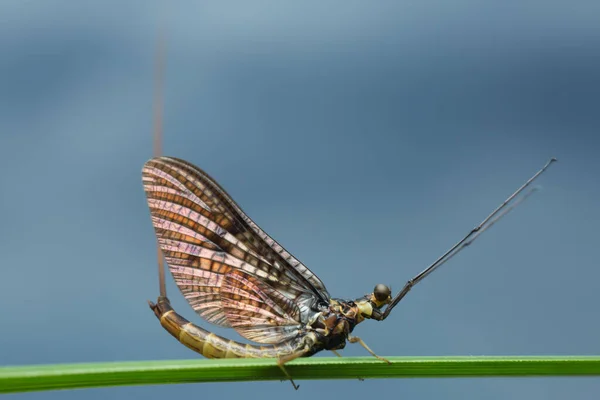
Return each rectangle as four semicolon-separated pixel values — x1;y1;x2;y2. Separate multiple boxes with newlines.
330;349;366;381
381;157;557;320
277;345;310;390
348;335;391;364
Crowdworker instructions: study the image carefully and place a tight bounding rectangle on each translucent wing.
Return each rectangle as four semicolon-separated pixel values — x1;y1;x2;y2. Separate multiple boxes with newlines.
142;156;330;339
221;270;302;344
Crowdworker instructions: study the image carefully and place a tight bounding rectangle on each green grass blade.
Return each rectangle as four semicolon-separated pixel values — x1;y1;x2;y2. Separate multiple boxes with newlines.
2;356;600;394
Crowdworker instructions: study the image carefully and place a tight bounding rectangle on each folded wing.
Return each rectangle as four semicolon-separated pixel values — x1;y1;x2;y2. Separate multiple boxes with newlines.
142;156;330;340
221;270;302;344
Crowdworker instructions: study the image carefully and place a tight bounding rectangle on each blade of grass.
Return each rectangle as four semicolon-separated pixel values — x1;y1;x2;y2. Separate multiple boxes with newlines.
2;356;600;394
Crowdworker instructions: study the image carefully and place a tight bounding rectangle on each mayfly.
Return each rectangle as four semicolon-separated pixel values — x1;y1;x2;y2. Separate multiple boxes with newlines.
143;18;556;390
142;156;556;389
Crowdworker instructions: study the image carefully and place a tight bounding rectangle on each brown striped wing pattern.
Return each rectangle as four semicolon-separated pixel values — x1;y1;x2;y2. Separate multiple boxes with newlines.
221;270;303;344
142;157;330;344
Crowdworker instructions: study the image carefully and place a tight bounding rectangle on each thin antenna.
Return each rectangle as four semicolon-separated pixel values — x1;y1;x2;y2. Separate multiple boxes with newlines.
381;157;557;319
433;186;539;269
153;23;167;298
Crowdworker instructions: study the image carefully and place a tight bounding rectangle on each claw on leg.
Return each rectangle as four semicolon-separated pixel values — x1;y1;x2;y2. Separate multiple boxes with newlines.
277;346;310;390
331;349;363;380
348;335;391;364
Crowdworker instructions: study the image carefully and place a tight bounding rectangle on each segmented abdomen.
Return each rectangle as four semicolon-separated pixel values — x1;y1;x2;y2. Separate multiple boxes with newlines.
149;296;301;359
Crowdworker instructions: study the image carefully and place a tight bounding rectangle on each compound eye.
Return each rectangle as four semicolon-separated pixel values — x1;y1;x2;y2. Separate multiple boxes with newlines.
373;284;391;302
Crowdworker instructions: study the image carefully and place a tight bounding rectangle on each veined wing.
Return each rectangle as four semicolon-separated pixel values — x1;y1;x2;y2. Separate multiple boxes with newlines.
142;156;330;336
221;270;303;344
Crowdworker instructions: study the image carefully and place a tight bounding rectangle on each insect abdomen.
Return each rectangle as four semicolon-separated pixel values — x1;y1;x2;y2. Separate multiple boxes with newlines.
149;296;297;359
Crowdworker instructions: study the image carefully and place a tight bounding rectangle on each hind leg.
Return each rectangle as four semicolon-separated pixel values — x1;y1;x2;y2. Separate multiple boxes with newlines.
277;345;310;390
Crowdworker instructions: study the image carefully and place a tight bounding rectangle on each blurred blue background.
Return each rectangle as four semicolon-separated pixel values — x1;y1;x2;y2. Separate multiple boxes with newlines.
1;1;599;399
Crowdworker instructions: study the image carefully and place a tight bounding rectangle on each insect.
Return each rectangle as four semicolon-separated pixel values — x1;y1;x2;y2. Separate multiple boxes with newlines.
142;155;556;389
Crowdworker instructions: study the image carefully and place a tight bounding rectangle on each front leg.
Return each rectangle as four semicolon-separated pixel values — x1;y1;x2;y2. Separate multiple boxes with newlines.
347;335;391;364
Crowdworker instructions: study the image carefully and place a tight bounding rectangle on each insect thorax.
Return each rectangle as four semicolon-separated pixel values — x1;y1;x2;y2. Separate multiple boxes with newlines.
304;299;365;351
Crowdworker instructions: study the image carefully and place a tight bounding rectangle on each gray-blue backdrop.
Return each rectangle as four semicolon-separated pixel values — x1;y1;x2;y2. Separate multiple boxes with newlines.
1;1;599;399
